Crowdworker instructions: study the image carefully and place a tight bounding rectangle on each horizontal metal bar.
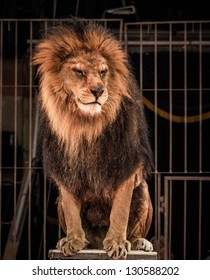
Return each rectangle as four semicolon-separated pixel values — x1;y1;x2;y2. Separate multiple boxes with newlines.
125;20;210;25
127;41;210;46
165;176;210;181
0;18;123;22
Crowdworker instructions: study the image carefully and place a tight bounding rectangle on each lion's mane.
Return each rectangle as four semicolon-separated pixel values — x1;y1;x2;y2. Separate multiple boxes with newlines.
33;19;153;203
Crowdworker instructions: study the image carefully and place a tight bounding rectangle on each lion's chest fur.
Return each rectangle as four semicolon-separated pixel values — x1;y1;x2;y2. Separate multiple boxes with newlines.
40;100;146;201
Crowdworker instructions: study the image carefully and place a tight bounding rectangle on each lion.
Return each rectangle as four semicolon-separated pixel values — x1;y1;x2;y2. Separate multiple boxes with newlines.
33;19;153;259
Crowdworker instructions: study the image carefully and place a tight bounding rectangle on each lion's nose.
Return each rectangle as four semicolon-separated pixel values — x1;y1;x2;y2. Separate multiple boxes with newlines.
90;86;104;98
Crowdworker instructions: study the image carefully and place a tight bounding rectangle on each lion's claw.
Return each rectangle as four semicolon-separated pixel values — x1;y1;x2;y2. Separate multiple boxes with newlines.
103;239;131;259
132;238;153;251
57;236;88;256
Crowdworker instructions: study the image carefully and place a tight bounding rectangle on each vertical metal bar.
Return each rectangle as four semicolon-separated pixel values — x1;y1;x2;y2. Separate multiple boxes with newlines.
183;180;187;259
58;222;62;241
139;24;143;93
28;20;33;260
183;22;188;259
119;19;123;43
169;23;173;172
154;25;159;258
168;24;173;259
53;0;57;18
198;180;202;260
199;22;202;173
124;24;128;53
164;177;169;260
43;173;47;259
169;179;172;259
0;20;3;260
75;0;80;17
156;172;161;259
198;22;203;260
153;22;161;259
154;23;158;174
13;20;18;259
43;20;48;259
184;23;188;173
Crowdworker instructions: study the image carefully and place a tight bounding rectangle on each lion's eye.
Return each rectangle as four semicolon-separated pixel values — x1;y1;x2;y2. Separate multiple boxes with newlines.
73;68;84;77
100;69;107;77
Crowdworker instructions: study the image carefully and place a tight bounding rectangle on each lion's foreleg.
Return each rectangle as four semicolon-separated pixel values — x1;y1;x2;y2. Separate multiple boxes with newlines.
103;175;135;259
128;180;153;251
56;185;89;256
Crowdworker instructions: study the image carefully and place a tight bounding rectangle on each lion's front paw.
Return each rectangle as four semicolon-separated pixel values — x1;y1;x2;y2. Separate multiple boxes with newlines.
57;235;88;256
132;238;153;251
103;239;131;259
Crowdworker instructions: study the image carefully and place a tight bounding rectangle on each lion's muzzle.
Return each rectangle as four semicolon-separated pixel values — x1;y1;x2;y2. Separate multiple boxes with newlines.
90;86;104;98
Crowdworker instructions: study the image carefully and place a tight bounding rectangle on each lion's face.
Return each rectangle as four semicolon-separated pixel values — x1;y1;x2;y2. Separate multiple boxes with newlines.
62;52;109;116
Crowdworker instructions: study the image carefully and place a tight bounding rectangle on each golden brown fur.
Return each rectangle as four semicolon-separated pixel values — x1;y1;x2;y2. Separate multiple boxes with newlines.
33;19;153;259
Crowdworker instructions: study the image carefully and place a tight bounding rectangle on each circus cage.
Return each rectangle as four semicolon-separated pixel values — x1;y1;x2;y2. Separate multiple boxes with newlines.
0;18;210;260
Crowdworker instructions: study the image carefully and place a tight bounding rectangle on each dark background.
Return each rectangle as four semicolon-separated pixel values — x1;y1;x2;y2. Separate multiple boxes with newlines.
0;0;209;21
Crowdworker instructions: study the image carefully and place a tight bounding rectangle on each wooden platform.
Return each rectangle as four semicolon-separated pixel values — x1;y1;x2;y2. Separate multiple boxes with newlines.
48;249;157;260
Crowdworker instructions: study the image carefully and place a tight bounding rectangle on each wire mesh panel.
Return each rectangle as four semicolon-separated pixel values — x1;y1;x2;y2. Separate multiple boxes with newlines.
125;21;210;259
164;176;210;260
0;18;123;260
